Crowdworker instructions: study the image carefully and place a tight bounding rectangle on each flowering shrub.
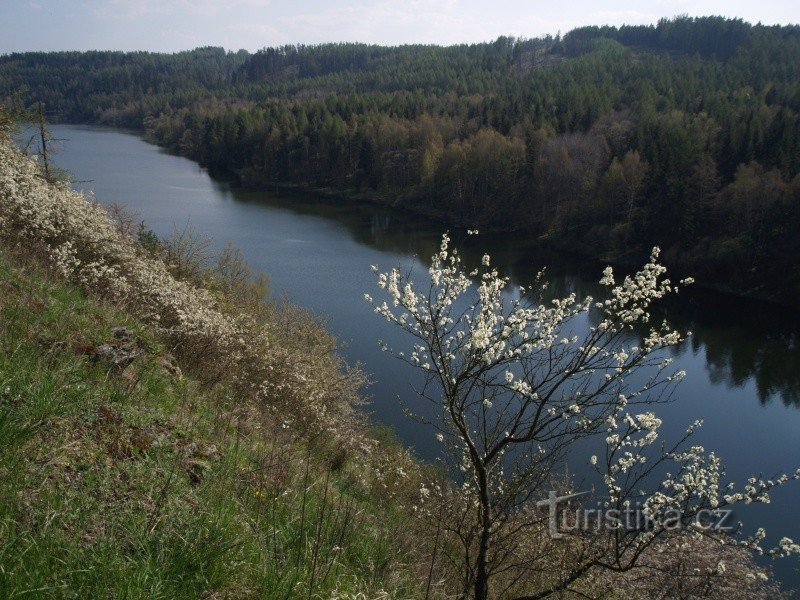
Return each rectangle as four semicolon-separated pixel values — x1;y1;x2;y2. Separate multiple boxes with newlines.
368;232;799;599
0;134;363;453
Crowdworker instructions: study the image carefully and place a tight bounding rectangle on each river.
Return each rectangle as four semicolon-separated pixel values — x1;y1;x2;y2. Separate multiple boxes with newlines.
35;124;800;588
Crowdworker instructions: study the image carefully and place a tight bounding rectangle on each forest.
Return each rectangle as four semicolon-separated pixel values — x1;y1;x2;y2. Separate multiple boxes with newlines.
2;16;799;302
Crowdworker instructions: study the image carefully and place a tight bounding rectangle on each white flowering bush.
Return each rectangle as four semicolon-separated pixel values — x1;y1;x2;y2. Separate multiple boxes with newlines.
368;232;799;599
0;134;363;452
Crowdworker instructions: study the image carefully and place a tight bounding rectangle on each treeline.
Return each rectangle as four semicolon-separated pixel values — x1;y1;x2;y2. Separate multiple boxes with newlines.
0;46;248;125
2;16;800;301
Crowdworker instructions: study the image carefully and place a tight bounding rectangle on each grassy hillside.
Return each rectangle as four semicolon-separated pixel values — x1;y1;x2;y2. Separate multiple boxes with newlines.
0;248;425;598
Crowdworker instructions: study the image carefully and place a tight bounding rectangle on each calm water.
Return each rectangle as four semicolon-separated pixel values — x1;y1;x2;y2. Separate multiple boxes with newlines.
39;124;800;587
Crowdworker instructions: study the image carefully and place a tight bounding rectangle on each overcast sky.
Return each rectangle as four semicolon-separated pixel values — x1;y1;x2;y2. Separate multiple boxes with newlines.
1;0;797;54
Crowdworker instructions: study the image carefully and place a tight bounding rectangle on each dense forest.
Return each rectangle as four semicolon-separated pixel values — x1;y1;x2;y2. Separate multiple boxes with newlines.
2;16;800;302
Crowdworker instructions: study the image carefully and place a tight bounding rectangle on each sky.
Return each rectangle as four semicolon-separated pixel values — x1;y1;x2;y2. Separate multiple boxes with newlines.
0;0;798;53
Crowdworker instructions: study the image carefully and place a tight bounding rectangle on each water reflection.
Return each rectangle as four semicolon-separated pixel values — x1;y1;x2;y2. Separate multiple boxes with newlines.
230;190;800;408
665;294;800;407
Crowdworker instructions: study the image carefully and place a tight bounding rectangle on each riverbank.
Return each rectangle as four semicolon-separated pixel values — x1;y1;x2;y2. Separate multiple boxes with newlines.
0;245;432;598
136;126;793;310
236;173;795;309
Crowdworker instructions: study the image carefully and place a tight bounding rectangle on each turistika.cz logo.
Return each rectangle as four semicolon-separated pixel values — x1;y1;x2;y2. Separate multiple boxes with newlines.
537;491;735;539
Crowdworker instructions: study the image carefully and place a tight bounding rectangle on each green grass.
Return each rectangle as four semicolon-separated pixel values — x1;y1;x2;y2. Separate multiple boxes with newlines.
0;249;421;599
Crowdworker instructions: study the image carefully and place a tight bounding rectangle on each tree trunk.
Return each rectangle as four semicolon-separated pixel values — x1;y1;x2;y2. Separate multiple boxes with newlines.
38;103;51;182
473;464;491;600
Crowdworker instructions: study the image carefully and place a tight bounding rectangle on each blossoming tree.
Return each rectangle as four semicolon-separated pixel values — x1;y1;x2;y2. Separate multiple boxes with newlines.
367;232;799;599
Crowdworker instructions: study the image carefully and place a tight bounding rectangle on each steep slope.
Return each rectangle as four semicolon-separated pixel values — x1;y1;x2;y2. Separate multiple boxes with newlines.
0;130;429;598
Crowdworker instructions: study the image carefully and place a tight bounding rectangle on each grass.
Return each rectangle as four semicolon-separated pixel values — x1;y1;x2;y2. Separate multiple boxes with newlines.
0;248;423;599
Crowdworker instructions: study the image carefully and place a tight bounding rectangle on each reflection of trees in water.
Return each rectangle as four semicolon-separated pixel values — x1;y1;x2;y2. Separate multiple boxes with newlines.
512;255;800;409
650;291;800;407
702;331;800;406
505;245;800;409
229;188;800;408
690;319;800;407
